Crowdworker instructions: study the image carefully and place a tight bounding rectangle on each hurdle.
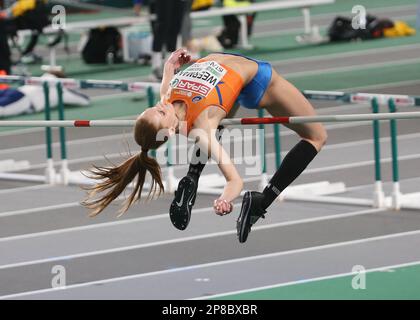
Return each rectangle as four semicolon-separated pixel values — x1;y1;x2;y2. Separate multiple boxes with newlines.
386;98;420;211
1;111;420;201
302;91;420;210
0;76;160;188
2;112;420;207
2;74;420;211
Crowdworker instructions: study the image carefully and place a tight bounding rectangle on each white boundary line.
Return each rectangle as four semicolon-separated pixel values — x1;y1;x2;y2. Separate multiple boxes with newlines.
0;184;52;195
2;226;419;300
284;58;420;79
345;176;420;193
270;43;420;67
339;79;420;93
0;188;171;219
194;259;420;300
0;126;133;156
0;202;83;219
304;153;420;175
0;208;383;269
0;205;222;242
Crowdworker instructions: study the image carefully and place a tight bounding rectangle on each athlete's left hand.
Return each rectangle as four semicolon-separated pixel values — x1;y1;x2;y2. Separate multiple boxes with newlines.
166;48;191;70
214;198;233;216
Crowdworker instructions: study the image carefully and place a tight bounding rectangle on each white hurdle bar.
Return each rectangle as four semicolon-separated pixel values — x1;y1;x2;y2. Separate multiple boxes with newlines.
0;75;161;92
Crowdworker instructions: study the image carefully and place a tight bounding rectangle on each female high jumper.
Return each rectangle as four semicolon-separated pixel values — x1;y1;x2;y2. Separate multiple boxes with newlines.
82;48;327;243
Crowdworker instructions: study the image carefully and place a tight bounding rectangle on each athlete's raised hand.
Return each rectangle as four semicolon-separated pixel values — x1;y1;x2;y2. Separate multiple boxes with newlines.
165;48;191;70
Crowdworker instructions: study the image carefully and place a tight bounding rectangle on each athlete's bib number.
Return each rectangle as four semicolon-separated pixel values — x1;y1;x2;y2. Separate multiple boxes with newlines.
170;61;227;97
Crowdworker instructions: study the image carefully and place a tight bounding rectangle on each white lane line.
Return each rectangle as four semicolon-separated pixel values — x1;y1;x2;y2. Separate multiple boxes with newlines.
195;259;420;300
0;131;134;156
0;188;174;218
277;41;418;65
0;208;383;269
304;153;420;175
345;176;420;193
0;184;52;195
91;91;144;101
339;79;420;93
0;127;41;137
285;58;420;79
316;131;420;151
0;205;220;242
0;202;83;219
2;226;419;300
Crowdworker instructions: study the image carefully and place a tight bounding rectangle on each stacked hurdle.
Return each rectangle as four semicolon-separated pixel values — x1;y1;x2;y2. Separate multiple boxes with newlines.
301;90;420;210
1;75;420;211
0;76;161;189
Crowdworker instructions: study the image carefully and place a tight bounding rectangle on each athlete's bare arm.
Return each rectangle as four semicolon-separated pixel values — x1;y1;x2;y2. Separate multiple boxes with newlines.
192;125;243;215
160;48;191;101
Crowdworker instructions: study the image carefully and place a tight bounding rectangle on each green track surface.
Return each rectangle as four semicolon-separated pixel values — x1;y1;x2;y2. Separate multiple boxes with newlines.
213;262;420;300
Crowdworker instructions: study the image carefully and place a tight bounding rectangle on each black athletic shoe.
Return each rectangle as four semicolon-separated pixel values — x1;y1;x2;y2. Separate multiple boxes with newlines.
169;176;198;230
237;191;266;243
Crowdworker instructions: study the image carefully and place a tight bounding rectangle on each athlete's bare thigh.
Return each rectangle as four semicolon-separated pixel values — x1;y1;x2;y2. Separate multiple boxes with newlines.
259;70;327;150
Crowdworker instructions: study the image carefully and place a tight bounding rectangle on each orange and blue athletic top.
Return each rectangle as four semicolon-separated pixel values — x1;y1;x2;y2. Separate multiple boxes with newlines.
167;59;244;133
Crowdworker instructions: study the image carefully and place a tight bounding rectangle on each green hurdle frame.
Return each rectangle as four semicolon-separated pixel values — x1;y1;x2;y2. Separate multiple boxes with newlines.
388;98;401;210
43;82;56;184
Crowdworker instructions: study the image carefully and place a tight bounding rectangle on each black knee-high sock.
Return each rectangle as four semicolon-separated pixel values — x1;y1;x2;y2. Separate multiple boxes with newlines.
187;126;224;182
261;140;318;209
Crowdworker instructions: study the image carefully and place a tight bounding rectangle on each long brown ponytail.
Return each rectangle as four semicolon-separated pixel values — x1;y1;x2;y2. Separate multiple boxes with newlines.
82;116;166;217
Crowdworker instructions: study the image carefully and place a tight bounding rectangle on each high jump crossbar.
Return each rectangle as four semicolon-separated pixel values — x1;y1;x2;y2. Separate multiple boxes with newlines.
1;112;420;127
